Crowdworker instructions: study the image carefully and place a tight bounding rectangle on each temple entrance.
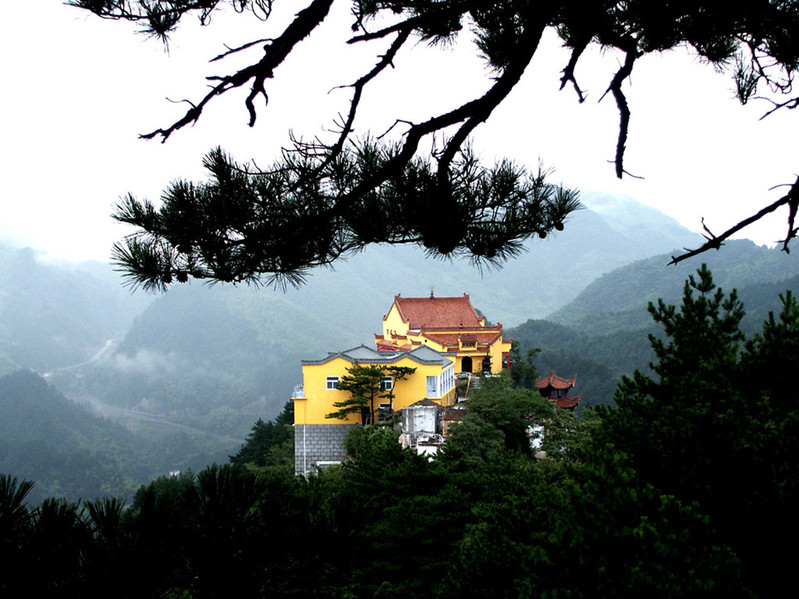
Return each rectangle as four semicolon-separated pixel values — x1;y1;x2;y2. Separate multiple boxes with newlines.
461;356;473;373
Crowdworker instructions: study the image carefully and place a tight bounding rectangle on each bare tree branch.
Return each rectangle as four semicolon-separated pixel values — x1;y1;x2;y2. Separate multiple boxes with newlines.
560;38;590;103
758;95;799;119
671;177;799;264
347;16;423;44
316;26;413;173
141;0;335;141
211;38;273;62
602;49;638;179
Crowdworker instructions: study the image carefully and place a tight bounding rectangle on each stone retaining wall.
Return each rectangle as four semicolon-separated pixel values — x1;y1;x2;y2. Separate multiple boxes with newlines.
294;424;354;475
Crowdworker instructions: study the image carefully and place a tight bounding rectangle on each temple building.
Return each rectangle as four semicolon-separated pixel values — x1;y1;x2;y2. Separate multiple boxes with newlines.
535;370;582;410
293;344;456;475
374;292;512;375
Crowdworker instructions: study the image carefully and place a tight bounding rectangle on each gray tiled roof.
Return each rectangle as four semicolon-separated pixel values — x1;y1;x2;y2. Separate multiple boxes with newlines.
302;343;453;368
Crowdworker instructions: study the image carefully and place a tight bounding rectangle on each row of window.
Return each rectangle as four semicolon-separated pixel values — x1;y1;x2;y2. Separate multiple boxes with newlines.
425;366;455;398
324;367;454;398
325;376;393;391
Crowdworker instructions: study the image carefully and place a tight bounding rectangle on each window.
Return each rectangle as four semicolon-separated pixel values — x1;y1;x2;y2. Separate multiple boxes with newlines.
426;375;438;398
379;376;393;391
326;376;339;390
443;366;454;393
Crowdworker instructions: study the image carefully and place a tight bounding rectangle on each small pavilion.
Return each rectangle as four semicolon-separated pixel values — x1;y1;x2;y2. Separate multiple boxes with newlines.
535;370;582;410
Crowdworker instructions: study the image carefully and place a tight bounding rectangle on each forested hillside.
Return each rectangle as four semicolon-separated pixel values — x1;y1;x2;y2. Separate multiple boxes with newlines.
4;267;796;598
548;239;799;333
0;244;151;375
510;242;799;408
0;370;144;504
0;369;239;504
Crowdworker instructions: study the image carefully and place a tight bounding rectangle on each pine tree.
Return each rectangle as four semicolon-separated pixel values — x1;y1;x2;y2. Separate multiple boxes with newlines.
326;363;415;425
230;401;294;470
597;265;799;598
69;1;799;289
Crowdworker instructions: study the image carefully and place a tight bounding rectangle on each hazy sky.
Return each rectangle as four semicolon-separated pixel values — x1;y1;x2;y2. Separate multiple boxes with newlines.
2;1;796;263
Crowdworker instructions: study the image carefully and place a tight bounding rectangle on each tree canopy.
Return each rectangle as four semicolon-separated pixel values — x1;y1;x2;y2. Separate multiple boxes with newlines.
69;1;799;290
595;265;799;597
6;266;799;596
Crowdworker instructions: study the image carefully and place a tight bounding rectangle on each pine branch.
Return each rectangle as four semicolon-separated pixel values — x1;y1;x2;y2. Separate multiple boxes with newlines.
671;177;799;264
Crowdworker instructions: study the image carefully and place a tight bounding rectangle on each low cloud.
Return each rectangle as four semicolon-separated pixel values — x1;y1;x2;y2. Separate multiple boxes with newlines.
107;349;179;375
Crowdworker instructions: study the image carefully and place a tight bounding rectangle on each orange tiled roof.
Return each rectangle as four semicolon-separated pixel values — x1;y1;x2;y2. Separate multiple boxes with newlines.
375;337;415;351
535;370;577;390
443;405;467;420
554;393;582;409
422;331;503;347
392;293;483;329
376;338;396;350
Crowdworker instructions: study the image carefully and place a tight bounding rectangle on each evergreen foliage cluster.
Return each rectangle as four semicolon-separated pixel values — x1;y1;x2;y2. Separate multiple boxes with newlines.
229;401;295;472
67;1;799;289
2;268;796;597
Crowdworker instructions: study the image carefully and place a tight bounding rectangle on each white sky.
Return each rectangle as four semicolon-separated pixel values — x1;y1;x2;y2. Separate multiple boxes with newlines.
1;1;796;263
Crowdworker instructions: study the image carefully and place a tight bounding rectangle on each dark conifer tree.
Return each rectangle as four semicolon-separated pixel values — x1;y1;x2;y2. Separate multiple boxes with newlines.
68;1;799;290
597;265;799;598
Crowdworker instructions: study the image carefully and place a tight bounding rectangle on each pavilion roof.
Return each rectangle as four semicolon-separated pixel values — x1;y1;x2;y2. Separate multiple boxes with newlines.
553;393;582;409
535;370;577;390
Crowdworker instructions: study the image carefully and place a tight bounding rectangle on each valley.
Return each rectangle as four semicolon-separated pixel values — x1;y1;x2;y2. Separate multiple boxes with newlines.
2;193;797;501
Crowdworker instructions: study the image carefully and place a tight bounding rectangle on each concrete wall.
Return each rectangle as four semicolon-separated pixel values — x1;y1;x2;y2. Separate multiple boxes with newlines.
294;424;355;475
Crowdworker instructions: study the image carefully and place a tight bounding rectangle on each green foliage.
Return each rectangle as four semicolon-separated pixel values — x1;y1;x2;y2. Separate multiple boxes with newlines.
112;145;578;291
327;363;386;424
444;377;554;465
596;265;799;598
72;2;799;288
599;265;750;510
506;339;540;389
230;401;295;472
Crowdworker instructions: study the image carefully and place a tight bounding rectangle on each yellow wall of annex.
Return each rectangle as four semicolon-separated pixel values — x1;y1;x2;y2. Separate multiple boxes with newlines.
294;356;456;426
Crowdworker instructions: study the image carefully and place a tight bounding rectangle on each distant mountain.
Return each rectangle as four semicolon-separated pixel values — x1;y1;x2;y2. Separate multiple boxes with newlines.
508;242;799;408
0;243;152;374
581;192;701;257
0;369;241;504
0;369;144;504
0;194;709;484
69;281;367;435
506;318;654;408
547;239;799;334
